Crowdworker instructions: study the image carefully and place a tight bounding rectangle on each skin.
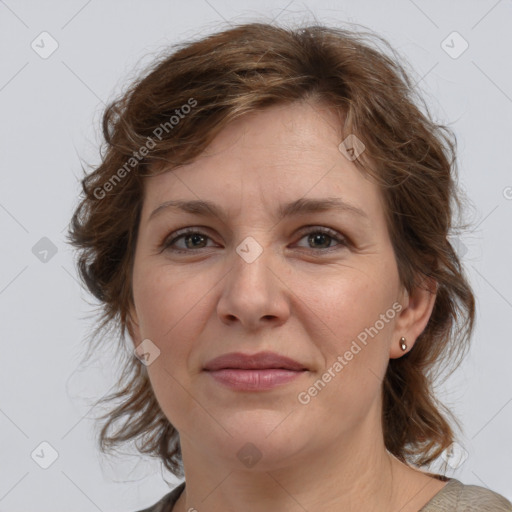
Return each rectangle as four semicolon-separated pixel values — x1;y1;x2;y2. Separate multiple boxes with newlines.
129;100;446;512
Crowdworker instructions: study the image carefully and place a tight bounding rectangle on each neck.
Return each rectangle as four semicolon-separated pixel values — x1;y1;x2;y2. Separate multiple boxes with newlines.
172;411;441;512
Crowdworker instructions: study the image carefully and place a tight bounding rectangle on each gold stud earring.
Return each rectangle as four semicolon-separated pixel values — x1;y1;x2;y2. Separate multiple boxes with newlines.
399;337;407;351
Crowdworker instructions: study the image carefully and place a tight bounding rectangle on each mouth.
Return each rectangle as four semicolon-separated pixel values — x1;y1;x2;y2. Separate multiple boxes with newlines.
203;351;307;371
203;351;308;391
205;368;306;391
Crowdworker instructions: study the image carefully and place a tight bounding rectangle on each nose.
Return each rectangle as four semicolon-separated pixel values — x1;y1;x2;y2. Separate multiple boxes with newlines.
216;243;290;330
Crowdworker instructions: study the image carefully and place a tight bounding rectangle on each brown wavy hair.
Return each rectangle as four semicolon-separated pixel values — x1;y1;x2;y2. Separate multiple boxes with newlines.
68;21;475;478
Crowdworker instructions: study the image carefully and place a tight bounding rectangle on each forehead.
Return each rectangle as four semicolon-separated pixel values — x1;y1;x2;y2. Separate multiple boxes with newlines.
141;101;384;223
200;101;343;164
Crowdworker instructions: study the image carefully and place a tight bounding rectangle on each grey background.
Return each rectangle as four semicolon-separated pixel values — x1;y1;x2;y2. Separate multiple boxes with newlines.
1;0;511;510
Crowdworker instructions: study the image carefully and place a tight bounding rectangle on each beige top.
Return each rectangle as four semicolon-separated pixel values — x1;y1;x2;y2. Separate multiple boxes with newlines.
136;478;512;511
419;478;512;511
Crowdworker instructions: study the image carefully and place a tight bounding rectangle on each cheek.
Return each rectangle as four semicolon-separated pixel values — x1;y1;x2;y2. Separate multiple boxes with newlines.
294;262;399;386
300;268;396;339
133;262;208;339
296;276;396;422
132;265;207;430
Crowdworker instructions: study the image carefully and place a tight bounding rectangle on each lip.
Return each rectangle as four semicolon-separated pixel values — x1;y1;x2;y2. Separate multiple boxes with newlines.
203;351;308;391
203;351;307;371
207;369;305;391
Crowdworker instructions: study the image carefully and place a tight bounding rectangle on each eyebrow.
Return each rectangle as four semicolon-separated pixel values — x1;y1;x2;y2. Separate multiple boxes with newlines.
148;197;369;224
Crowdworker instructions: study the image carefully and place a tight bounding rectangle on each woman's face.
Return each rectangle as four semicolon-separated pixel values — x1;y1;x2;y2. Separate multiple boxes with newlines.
129;101;429;471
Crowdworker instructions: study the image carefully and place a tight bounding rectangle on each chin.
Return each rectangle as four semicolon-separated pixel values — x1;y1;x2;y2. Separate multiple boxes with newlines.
199;413;313;467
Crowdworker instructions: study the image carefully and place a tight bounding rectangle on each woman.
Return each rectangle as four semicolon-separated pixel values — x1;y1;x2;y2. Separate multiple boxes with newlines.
68;22;512;511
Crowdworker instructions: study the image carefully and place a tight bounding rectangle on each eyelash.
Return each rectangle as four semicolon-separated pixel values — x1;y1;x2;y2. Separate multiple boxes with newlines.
161;226;348;254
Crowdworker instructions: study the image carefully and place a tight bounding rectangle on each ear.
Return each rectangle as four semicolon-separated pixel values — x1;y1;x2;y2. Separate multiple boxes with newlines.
389;276;437;359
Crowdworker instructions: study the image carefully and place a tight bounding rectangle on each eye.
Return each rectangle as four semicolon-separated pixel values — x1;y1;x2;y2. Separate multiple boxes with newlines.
294;227;347;252
162;228;216;252
161;226;348;254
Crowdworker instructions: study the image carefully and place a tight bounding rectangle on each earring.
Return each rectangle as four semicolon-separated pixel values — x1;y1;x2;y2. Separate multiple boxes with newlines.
399;337;407;351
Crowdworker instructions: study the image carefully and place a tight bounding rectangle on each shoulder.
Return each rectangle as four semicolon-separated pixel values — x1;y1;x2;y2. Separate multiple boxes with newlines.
132;482;185;512
421;478;512;512
456;482;512;512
